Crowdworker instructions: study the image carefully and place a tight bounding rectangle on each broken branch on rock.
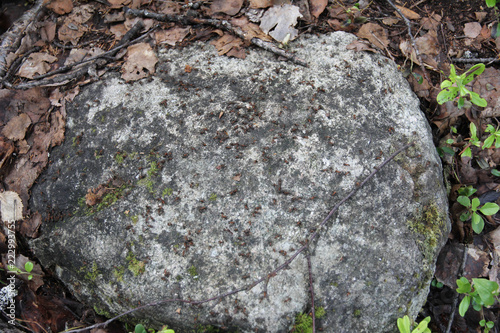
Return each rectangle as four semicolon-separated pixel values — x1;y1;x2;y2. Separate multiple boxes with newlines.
123;7;308;66
61;142;414;333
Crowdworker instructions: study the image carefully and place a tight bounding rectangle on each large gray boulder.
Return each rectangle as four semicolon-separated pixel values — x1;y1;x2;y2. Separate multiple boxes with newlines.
30;32;449;332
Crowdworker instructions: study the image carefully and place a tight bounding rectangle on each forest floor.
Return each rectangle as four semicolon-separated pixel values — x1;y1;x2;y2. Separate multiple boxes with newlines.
1;0;500;332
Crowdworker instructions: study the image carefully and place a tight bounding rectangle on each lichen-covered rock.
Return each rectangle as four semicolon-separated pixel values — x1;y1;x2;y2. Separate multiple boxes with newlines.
30;32;450;332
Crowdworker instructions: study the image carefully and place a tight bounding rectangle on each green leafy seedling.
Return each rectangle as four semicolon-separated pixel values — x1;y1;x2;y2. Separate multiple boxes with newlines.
133;324;174;333
460;123;482;158
7;261;35;280
483;124;500;149
457;186;499;233
437;63;487;109
457;277;499;333
397;315;431;333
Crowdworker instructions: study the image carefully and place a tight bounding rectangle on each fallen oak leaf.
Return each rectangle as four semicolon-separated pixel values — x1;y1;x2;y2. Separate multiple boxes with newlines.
395;4;420;20
309;0;327;18
16;53;58;79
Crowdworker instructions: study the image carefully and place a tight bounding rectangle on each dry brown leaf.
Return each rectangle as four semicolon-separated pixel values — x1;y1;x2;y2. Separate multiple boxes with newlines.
210;34;246;59
382;17;399;26
154;27;190;46
40;21;56;42
346;39;376;52
233;174;241;181
108;0;132;9
159;1;182;14
309;0;327;18
68;4;94;24
46;0;73;15
474;67;500;117
122;43;158;82
110;24;128;40
231;16;272;41
464;22;482;38
17;53;58;79
185;65;192;73
249;0;274;9
211;0;244;16
260;4;302;42
475;11;488;22
395;5;420;20
0;137;15;170
357;23;389;49
420;13;441;30
415;30;440;55
2;113;31;141
17;140;30;155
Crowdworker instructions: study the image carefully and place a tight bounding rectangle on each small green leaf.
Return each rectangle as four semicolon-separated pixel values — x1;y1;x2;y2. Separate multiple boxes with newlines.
479;202;499;216
485;124;496;133
471;198;480;210
438;146;455;156
470;92;487;107
457;277;472;293
470;122;478;139
446;139;455;144
480;319;486;327
483;135;495;149
457;196;471;207
486;0;496;7
412;72;423;84
459;295;471;316
471;214;485;234
24;261;33;273
413;316;431;333
473;278;499;306
397;315;411;333
460;212;470;221
28;275;33;280
463;63;486;85
135;324;147;333
492;169;500;177
487;321;495;328
440;79;453;89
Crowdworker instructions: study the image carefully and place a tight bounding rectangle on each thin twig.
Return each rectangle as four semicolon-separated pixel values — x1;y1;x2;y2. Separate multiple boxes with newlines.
384;0;431;83
451;57;500;64
307;250;316;333
60;142;415;333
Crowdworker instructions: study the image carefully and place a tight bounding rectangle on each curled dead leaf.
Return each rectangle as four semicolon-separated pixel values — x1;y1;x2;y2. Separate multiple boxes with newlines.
122;43;158;82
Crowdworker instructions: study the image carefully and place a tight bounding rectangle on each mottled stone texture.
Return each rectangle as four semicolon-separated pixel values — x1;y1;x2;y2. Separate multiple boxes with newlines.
30;32;449;332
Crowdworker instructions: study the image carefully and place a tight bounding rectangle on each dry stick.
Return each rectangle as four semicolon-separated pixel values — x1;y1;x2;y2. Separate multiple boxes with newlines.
306;250;316;333
123;7;308;67
384;0;431;84
3;23;152;89
0;0;45;79
61;142;415;333
451;57;500;64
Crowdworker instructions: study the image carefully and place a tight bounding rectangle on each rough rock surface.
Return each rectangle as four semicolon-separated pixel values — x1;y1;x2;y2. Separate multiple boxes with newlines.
30;32;450;332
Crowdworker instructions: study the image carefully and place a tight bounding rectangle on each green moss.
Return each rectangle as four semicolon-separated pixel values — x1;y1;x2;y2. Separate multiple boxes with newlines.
137;161;159;194
115;152;127;164
96;184;128;211
406;203;446;262
188;265;198;279
94;304;112;318
353;309;361;317
315;307;326;319
126;251;145;276
94;150;103;159
196;324;221;333
209;193;217;201
162;188;174;197
176;275;183;281
113;266;126;282
85;262;100;281
131;215;139;224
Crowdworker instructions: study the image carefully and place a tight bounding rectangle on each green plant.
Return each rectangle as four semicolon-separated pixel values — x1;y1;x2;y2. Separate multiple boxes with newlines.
457;277;499;333
486;0;496;8
457;185;499;233
132;324;175;333
292;307;326;333
397;315;431;333
460;123;482;158
437;63;487;109
7;261;34;280
483;124;500;149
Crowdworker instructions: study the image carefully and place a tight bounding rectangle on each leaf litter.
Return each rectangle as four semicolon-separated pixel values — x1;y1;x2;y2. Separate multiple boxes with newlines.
0;0;500;331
